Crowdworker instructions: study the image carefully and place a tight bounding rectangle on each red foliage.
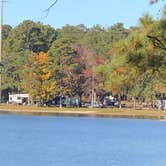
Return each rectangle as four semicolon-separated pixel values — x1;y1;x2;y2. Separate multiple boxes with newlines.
94;56;103;65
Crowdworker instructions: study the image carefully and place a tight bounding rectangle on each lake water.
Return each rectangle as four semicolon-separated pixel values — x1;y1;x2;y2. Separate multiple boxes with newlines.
0;114;166;166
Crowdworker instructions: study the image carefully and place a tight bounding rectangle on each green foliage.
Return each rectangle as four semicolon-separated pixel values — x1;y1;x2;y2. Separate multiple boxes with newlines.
2;51;29;90
48;37;77;96
2;20;57;95
2;24;12;41
4;20;57;54
1;16;165;105
57;24;87;42
107;14;166;102
82;23;129;59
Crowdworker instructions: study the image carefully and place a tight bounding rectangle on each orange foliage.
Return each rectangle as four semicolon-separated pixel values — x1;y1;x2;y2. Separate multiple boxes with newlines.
157;85;166;93
37;52;47;64
23;64;29;68
147;44;155;54
28;52;47;65
112;67;126;76
142;23;149;33
21;52;57;101
40;69;52;81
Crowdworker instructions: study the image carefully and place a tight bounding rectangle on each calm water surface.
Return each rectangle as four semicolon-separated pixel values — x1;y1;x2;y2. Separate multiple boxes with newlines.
0;114;166;166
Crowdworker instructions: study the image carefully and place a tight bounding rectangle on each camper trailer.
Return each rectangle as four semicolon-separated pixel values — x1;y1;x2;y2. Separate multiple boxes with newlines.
8;93;29;104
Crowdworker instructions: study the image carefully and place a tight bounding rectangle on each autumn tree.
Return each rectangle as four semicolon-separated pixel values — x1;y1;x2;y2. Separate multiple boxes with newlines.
21;52;57;104
106;14;166;108
2;20;58;98
48;37;77;98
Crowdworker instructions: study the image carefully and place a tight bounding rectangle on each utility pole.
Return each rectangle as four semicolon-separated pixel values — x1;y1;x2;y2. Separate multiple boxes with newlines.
91;64;95;107
0;0;3;103
59;54;62;109
91;52;95;108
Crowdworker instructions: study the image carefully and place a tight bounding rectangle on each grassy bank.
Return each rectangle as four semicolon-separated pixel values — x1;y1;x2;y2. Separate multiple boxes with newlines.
0;104;166;120
0;105;166;120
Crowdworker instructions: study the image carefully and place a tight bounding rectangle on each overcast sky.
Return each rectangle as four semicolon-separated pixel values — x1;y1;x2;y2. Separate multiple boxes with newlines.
3;0;164;28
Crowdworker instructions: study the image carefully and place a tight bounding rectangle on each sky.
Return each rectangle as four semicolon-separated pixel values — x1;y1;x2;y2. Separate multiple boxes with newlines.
3;0;165;29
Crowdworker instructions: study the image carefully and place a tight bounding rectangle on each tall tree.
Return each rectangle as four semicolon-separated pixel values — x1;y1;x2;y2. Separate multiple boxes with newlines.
2;20;58;94
57;24;87;42
4;20;57;54
107;14;166;107
2;25;12;42
48;37;77;98
21;52;57;104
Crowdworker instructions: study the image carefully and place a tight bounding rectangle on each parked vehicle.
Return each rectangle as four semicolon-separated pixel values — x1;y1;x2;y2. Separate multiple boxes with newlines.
8;93;29;105
156;100;166;110
82;102;103;108
45;96;66;107
103;95;116;107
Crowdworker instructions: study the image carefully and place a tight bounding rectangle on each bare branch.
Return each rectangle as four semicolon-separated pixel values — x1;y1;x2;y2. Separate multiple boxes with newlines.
150;0;159;4
43;0;59;18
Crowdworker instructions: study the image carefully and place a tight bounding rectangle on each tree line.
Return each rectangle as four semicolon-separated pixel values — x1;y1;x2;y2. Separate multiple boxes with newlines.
1;14;166;107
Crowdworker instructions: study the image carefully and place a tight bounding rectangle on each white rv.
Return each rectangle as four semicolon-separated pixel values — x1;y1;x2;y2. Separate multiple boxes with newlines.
8;93;29;104
156;100;166;110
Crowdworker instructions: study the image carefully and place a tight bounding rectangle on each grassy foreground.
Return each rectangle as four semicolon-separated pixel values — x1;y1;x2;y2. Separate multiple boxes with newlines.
0;104;166;120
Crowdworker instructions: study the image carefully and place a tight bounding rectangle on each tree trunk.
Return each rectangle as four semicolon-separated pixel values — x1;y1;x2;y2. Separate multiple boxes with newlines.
118;94;122;109
133;96;136;110
79;94;82;107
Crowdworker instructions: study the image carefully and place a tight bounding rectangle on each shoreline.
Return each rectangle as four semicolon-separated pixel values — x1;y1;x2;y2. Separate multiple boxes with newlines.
0;105;166;121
